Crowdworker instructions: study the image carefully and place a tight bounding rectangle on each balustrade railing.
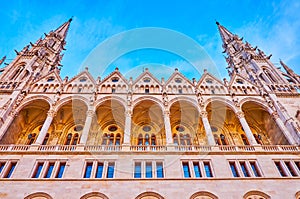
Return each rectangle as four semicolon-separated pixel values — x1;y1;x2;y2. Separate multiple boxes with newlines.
0;144;298;153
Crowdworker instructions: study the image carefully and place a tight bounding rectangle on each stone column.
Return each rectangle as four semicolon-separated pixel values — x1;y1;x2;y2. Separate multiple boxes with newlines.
237;111;257;145
123;109;132;145
272;111;297;145
200;111;215;145
35;110;56;145
163;110;173;144
79;109;94;145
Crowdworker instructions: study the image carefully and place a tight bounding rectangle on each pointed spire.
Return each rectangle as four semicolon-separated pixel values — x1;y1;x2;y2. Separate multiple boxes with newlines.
280;59;295;75
54;17;72;40
216;21;235;43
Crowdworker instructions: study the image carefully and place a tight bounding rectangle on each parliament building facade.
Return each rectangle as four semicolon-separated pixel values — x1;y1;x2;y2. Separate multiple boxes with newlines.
0;19;300;199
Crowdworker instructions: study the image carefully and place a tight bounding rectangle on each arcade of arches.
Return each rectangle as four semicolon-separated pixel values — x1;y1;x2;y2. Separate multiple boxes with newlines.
0;98;290;146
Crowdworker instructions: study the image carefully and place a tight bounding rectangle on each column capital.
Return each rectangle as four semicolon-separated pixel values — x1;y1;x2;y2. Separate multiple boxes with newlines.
236;111;245;119
271;111;279;119
200;111;208;118
86;110;94;117
47;109;56;117
163;110;170;116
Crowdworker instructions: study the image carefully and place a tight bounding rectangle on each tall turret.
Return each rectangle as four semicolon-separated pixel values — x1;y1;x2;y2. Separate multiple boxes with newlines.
0;18;72;88
216;22;291;90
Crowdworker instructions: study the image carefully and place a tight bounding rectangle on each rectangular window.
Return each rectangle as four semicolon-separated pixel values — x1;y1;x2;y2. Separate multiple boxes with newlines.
156;162;164;178
182;162;191;178
284;161;297;177
95;162;103;178
55;162;65;178
134;162;142;178
204;162;213;177
0;162;5;174
146;162;152;178
275;161;287;177
106;162;115;178
295;161;300;172
84;162;93;178
250;162;261;177
44;162;55;178
240;162;250;177
193;162;201;178
32;162;44;178
229;162;239;177
4;162;16;178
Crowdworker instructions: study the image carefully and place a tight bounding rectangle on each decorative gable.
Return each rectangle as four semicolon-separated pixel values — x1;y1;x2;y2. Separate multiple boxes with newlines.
197;72;227;95
98;68;128;94
132;69;162;94
229;74;259;95
64;70;96;93
31;70;62;93
165;71;194;94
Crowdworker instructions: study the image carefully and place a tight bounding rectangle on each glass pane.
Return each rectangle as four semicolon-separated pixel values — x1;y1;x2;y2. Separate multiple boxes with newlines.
182;162;190;178
204;162;213;177
275;162;287;177
156;162;164;178
230;162;239;177
240;162;250;177
33;163;44;178
84;163;93;178
5;162;16;178
96;163;103;178
146;163;152;178
134;162;141;178
250;162;260;177
193;162;201;178
56;162;66;178
0;163;4;174
285;161;297;177
45;163;54;178
107;163;114;178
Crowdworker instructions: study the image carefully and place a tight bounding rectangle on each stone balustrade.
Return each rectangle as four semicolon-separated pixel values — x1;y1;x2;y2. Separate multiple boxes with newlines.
0;144;298;153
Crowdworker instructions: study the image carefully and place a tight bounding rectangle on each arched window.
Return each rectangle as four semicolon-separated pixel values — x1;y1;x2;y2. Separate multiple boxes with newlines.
102;134;108;145
220;134;228;145
24;192;53;199
241;134;249;145
42;133;49;145
138;134;143;145
189;191;218;199
27;133;36;145
135;191;164;199
254;134;263;145
173;134;178;145
108;133;114;145
72;133;79;145
145;134;150;145
65;133;72;145
115;133;121;145
184;134;191;145
151;134;156;146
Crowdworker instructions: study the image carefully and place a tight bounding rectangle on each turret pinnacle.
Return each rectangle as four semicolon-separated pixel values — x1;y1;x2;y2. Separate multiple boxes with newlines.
216;21;235;44
53;17;72;40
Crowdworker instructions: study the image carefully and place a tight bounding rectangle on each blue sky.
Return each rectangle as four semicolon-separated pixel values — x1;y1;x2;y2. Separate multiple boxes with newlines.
1;0;300;81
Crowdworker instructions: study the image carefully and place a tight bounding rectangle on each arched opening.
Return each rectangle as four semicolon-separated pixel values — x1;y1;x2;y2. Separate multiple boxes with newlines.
55;100;88;145
94;100;125;145
135;191;164;199
206;100;249;145
0;99;50;144
242;102;289;145
80;192;109;199
190;191;218;199
243;190;270;199
24;192;53;199
170;100;203;145
132;100;164;146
